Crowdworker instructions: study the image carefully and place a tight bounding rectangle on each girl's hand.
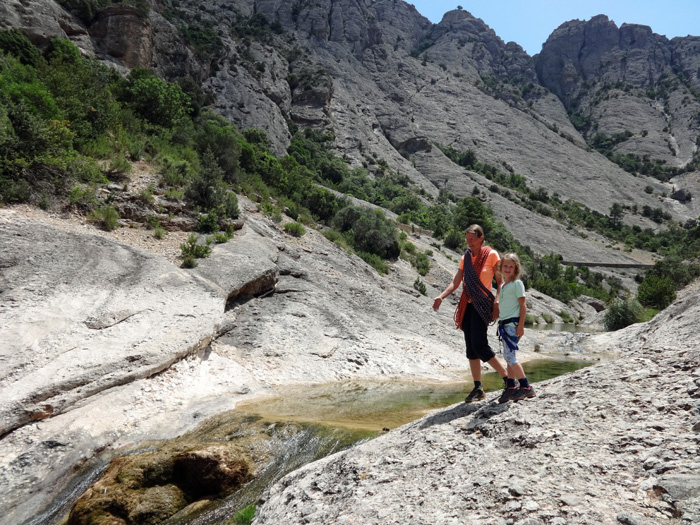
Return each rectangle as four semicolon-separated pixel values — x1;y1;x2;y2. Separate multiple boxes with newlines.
516;325;524;338
432;297;443;312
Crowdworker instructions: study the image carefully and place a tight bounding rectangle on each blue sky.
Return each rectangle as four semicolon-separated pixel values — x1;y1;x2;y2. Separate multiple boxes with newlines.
407;1;700;56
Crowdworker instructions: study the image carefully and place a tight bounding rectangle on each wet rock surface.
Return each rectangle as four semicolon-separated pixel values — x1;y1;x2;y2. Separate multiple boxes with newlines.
67;443;251;525
255;285;700;524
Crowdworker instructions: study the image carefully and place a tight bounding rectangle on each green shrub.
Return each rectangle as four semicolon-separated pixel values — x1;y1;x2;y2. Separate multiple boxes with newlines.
233;503;256;525
397;212;411;224
127;137;145;160
186;150;239;218
559;310;573;323
161;158;191;187
0;29;43;66
68;185;97;208
126;69;191;128
542;313;554;324
323;229;351;251
197;209;220;233
646;256;700;290
68;157;106;183
38;191;51;210
109;155;132;175
242;128;271;151
81;136;113;159
193;110;240;181
413;277;427;296
211;231;233;243
138;186;155;205
411;252;430;276
443;228;464;251
358;251;389;274
284;221;306;237
223;191;240;219
45;37;81;63
154;224;166;239
164;188;185;200
604;298;643;331
524;314;536;326
179;23;223;60
261;202;282;223
637;275;676;309
332;205;400;259
180;234;211;262
89;204;119;231
0;175;32;203
181;254;198;268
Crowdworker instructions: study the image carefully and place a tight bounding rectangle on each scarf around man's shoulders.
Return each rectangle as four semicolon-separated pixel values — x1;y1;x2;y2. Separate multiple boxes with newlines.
453;246;495;329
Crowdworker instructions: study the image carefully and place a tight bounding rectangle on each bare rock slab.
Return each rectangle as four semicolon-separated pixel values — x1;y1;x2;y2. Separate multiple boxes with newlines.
0;219;224;437
254;288;700;524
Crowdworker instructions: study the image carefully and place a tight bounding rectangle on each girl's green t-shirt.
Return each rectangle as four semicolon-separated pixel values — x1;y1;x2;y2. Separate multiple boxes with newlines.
499;279;525;321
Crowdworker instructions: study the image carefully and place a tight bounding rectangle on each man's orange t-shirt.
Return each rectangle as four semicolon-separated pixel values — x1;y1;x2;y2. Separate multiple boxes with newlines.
459;250;500;298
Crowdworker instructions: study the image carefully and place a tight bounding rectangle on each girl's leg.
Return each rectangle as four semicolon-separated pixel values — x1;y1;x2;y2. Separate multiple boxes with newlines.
510;362;526;380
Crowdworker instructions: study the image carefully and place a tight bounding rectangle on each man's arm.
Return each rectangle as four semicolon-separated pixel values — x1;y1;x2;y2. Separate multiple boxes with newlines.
433;268;463;312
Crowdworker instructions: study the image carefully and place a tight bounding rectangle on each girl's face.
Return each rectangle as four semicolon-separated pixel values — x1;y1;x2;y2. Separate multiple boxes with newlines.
501;259;517;280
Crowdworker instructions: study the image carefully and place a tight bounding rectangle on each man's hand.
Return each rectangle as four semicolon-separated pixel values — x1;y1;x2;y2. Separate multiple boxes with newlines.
432;297;443;312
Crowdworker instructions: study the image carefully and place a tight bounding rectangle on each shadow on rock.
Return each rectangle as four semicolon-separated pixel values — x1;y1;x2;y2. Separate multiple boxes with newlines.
419;400;510;430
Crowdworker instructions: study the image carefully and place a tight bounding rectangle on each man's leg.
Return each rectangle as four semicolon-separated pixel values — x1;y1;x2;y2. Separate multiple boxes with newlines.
469;358;482;382
486;355;508;378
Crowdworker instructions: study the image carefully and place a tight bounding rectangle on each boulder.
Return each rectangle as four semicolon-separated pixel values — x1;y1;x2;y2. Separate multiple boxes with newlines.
67;443;251;525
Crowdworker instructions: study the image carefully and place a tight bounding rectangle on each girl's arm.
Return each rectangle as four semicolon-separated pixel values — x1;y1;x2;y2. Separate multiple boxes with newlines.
493;276;502;319
516;296;526;338
433;268;463;311
492;259;503;320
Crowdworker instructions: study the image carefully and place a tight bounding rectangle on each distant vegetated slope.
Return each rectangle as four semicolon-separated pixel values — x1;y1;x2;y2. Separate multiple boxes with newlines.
2;0;700;278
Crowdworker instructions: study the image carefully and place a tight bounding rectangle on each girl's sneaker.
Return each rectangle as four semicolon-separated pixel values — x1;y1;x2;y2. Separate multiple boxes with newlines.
498;387;517;404
511;386;536;401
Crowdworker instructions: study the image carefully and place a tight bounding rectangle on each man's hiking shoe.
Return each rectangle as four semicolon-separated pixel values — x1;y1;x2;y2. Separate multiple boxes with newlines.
511;386;536;401
465;387;486;403
498;387;517;404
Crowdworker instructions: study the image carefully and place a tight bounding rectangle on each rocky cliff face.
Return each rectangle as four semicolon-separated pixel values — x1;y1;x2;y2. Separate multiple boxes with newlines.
537;15;700;170
5;0;699;241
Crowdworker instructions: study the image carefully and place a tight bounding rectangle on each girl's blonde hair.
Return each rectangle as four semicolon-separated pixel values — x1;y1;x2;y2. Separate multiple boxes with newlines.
496;252;522;280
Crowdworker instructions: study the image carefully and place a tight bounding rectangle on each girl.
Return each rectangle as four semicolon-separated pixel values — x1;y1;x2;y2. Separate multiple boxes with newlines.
496;253;535;403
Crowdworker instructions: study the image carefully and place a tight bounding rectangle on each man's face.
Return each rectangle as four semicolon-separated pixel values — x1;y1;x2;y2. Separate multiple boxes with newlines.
466;232;483;252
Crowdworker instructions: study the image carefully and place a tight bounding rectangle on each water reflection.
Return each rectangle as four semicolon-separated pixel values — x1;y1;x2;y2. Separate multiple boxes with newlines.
182;358;594;523
531;323;603;333
235;358;592;432
51;359;594;525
